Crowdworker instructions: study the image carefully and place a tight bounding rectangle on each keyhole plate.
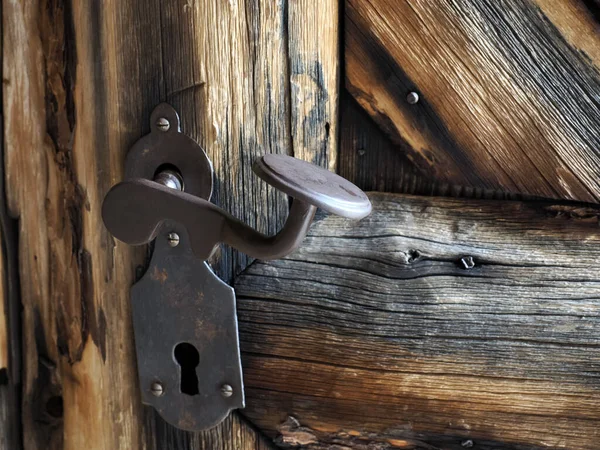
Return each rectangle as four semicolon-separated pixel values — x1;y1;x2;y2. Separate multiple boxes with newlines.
131;223;244;431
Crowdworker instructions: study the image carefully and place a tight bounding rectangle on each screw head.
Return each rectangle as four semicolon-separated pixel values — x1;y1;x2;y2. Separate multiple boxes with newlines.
460;255;475;270
221;384;233;398
154;170;183;191
167;232;180;247
406;91;420;105
156;117;170;132
151;381;164;397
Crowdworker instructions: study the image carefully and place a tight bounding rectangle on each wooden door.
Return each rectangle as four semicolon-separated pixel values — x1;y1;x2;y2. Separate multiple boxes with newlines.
3;1;600;449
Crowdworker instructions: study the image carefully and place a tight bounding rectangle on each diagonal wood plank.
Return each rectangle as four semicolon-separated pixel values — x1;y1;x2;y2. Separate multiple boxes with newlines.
346;0;600;203
236;193;600;449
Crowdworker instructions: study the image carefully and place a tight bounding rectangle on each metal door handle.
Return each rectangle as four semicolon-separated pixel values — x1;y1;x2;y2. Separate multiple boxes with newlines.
100;103;371;432
102;153;371;261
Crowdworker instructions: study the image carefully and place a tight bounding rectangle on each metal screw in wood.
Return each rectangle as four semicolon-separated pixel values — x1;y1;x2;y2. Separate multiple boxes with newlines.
406;91;419;105
460;255;475;270
156;117;170;132
151;381;164;397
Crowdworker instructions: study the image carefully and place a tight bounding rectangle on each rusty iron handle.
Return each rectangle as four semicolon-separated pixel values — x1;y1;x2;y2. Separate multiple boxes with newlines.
102;154;371;261
102;178;317;260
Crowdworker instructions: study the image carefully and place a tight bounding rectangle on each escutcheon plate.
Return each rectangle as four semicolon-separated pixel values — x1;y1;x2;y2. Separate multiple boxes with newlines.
131;223;244;431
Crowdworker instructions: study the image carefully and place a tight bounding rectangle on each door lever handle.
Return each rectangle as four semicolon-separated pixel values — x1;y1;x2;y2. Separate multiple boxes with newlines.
102;153;370;261
101;103;371;432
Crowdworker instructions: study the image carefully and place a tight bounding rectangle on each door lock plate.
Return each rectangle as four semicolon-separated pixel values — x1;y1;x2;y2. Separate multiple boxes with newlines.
132;224;243;431
102;103;371;432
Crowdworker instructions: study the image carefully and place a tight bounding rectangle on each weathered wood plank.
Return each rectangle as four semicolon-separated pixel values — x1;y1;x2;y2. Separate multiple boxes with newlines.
346;0;600;202
145;410;275;450
4;0;336;448
288;0;339;170
0;140;20;450
4;1;148;447
237;193;600;449
339;91;530;201
0;193;20;450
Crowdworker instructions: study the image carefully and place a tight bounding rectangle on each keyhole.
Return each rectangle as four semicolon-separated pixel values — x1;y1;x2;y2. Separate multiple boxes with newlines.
174;342;200;396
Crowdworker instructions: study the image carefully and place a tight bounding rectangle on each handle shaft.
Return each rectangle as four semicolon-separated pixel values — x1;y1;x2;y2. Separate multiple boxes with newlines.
102;178;316;260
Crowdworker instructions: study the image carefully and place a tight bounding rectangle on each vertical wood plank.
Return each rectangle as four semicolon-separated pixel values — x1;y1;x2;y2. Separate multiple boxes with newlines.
0;229;7;373
288;0;339;170
4;0;150;448
4;0;337;448
158;0;290;282
0;179;20;450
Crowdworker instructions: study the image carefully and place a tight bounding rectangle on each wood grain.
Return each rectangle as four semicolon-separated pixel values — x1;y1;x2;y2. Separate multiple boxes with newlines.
339;91;531;201
4;0;147;448
0;206;19;450
345;0;600;202
0;382;20;450
3;0;336;448
236;193;600;449
0;109;20;449
145;411;275;450
288;0;339;170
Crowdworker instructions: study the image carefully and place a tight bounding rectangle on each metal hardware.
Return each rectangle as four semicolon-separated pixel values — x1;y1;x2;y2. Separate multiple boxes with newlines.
154;169;183;191
156;117;171;132
167;232;180;247
101;103;371;432
460;255;475;270
406;91;419;105
151;382;165;397
132;224;243;430
220;384;233;398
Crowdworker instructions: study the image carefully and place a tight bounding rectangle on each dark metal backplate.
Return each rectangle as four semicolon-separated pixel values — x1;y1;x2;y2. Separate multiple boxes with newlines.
131;222;244;431
126;103;213;201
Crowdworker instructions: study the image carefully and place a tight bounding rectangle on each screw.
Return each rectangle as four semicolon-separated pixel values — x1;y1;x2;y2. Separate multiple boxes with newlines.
156;117;170;132
459;256;475;270
406;91;419;105
167;232;180;247
151;381;164;397
221;384;233;398
357;149;366;157
154;169;183;191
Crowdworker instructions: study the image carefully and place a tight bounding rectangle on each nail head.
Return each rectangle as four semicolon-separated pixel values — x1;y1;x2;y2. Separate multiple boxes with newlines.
406;91;419;105
460;256;475;270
